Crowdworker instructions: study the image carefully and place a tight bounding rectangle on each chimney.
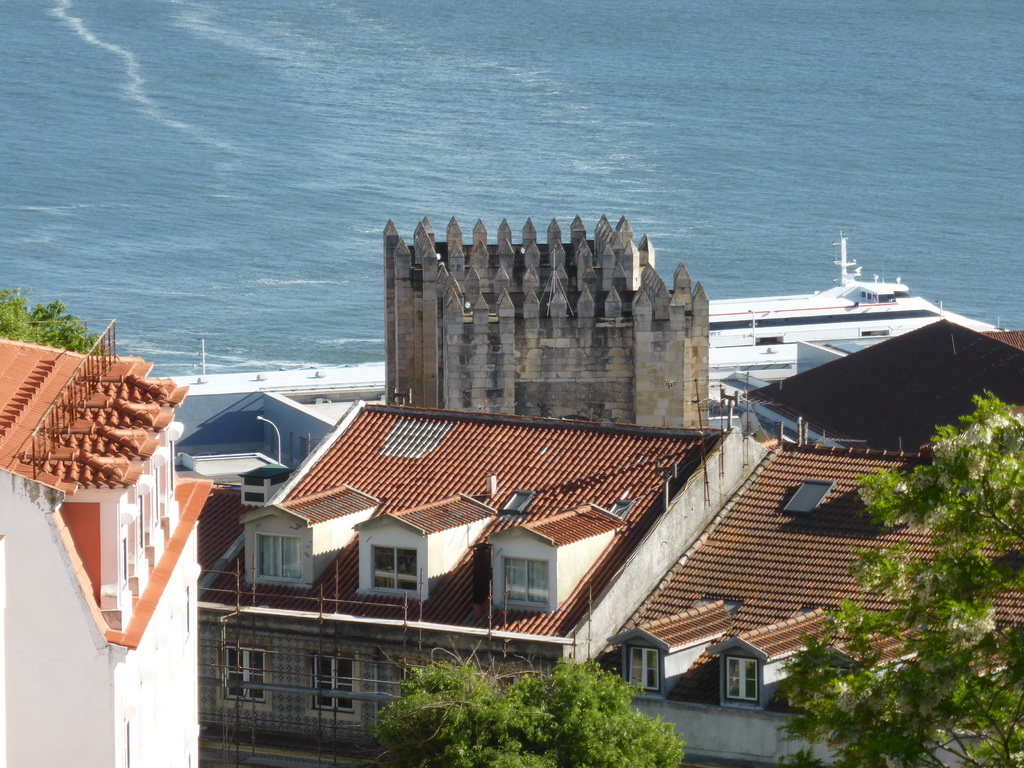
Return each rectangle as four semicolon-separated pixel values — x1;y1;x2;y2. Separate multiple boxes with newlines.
471;543;492;619
485;474;498;498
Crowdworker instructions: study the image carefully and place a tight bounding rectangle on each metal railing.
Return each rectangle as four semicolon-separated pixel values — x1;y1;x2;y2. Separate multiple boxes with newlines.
28;320;117;478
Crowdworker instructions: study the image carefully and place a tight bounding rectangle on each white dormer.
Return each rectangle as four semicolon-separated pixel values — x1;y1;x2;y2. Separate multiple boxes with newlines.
609;601;734;697
241;485;378;585
707;610;826;709
354;495;495;600
489;505;623;613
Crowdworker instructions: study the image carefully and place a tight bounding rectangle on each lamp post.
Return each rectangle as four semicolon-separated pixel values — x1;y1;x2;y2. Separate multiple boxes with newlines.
256;415;282;465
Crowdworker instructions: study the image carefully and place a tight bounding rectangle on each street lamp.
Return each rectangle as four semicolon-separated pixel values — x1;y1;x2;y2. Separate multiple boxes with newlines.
256;415;282;465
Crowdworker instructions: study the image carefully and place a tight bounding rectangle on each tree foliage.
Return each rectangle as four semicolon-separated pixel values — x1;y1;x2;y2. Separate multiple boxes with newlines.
0;288;97;353
782;395;1024;768
374;659;685;768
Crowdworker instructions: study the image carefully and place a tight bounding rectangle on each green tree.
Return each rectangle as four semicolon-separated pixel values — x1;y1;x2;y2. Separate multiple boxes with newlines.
0;288;97;353
374;660;685;768
782;395;1024;768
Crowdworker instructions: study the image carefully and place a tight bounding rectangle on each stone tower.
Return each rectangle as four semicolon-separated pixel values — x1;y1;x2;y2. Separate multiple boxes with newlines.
383;215;709;428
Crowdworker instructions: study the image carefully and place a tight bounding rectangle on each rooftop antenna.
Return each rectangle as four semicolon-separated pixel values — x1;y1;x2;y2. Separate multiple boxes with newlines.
832;232;861;286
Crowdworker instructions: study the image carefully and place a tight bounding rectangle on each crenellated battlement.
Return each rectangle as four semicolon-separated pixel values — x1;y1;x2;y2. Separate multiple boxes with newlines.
384;216;708;428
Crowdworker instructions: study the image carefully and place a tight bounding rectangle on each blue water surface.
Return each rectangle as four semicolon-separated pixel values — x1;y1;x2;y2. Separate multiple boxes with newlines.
2;0;1021;375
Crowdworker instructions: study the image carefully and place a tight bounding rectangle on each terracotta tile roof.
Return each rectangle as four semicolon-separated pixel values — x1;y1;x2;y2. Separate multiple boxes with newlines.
202;404;719;638
733;609;826;661
198;487;247;571
513;504;624;546
750;320;1024;451
279;485;379;524
634;445;925;635
639;600;733;650
987;330;1024;352
0;339;186;491
386;495;495;534
621;444;1024;704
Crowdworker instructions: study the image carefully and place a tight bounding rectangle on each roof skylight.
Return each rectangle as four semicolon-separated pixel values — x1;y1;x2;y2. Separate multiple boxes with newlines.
380;419;453;459
608;498;636;519
783;479;835;514
502;489;536;515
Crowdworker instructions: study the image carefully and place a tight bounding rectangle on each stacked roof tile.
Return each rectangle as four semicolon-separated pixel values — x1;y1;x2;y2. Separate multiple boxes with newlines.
279;485;379;524
516;505;624;546
202;404;719;638
384;495;495;534
634;446;924;635
0;339;186;492
987;330;1024;352
636;601;733;650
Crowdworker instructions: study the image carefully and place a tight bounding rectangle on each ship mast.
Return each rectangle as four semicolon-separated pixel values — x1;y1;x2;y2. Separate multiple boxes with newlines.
833;231;862;286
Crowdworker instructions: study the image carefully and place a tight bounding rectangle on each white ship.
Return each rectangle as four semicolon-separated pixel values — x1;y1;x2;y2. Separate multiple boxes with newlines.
708;233;997;381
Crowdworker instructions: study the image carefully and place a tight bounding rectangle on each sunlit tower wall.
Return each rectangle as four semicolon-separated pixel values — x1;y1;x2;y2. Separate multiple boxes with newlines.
384;215;708;429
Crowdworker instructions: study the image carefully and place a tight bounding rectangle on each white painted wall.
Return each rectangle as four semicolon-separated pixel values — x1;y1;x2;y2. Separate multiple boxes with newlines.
311;507;373;558
118;527;200;768
436;515;490;574
555;532;614;604
633;698;832;766
0;428;199;768
0;470;122;767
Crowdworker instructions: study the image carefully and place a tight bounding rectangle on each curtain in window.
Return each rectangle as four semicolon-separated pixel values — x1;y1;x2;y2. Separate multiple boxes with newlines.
259;535;301;579
280;536;301;579
726;657;757;700
505;558;549;603
629;647;658;690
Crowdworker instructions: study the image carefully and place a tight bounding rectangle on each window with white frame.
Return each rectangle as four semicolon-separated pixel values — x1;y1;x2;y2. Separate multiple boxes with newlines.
223;647;266;701
372;546;418;591
312;656;355;711
629;646;660;691
257;533;302;580
504;557;549;605
725;655;758;701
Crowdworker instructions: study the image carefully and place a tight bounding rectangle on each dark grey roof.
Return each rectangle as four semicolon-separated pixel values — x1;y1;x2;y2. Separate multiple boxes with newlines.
750;320;1024;451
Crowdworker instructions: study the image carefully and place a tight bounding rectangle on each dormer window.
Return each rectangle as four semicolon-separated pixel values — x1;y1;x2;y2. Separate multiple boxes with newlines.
504;557;548;604
629;647;660;691
257;533;302;581
372;546;418;591
725;656;758;701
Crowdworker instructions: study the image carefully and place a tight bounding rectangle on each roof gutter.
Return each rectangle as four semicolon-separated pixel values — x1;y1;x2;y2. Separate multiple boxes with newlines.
199;601;575;646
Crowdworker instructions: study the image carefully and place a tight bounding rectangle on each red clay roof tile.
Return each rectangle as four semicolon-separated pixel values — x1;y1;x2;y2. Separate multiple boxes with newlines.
0;339;184;491
280;485;379;524
386;495;495;534
513;504;624;546
202;404;719;638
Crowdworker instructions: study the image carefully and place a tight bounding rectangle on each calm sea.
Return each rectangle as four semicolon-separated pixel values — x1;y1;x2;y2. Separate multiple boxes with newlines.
2;0;1021;377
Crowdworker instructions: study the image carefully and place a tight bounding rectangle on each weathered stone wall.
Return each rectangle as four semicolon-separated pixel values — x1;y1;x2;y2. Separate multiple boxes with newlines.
384;215;709;428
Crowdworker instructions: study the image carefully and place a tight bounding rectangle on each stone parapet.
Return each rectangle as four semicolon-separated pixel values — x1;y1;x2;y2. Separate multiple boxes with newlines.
383;216;709;428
